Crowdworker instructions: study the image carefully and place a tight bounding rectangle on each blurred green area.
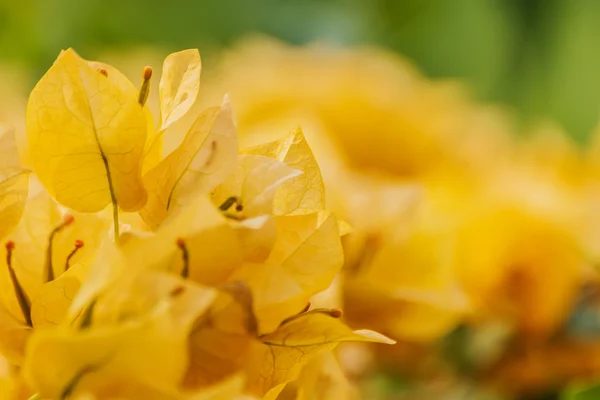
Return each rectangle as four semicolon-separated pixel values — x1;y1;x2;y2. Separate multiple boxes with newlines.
1;0;600;141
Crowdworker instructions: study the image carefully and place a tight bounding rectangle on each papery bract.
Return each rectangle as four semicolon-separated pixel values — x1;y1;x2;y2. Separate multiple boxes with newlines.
26;49;147;213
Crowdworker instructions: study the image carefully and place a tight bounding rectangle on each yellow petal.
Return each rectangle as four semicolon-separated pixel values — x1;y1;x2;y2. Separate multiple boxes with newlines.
337;219;353;237
131;195;242;286
91;270;216;328
344;283;464;342
361;230;461;300
86;61;162;176
141;107;162;175
140;98;237;229
26;48;147;212
159;49;202;130
243;127;325;215
0;302;30;365
245;309;393;398
188;374;245;400
232;212;344;333
30;275;80;328
25;306;184;398
211;154;301;219
233;216;277;263
296;353;359;400
85;61;137;96
0;126;29;240
26;272;215;398
184;282;256;390
0;174;29;243
260;309;395;346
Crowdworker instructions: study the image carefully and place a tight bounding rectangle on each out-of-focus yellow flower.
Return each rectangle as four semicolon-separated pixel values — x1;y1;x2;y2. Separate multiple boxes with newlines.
202;36;512;182
195;38;600;400
455;164;586;338
342;172;469;343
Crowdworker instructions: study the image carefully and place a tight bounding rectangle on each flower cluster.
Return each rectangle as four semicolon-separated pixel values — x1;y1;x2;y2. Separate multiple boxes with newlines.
0;48;394;399
199;37;600;399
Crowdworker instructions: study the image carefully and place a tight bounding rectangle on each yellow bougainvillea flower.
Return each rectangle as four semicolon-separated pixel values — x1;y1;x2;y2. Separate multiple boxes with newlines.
129;123;331;294
232;212;344;333
26;48;205;241
133;149;340;334
344;224;468;343
184;282;257;390
24;268;216;399
455;165;585;338
242;127;325;216
0;183;107;365
124;141;305;284
126;195;245;286
0;125;29;241
198;37;512;346
334;170;467;343
201;36;511;183
211;154;301;219
26;48;148;215
10;46;397;400
245;308;393;399
140;97;238;230
184;280;393;399
88;49;202;178
34;228;388;399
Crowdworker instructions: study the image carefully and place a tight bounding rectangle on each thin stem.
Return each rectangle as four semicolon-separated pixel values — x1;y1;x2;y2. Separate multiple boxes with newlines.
44;230;56;282
6;242;32;327
112;201;120;241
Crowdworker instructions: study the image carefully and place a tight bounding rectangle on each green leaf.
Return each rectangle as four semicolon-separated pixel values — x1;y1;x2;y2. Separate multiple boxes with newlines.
563;382;600;400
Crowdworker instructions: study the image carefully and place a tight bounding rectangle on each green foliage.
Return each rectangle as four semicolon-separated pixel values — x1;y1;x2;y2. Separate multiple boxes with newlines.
563;382;600;400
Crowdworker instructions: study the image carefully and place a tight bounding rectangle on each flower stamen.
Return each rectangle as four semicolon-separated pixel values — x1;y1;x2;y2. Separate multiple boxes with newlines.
219;196;246;220
45;214;75;283
64;240;84;273
219;196;243;212
138;66;152;106
170;285;186;298
176;238;189;279
5;242;32;327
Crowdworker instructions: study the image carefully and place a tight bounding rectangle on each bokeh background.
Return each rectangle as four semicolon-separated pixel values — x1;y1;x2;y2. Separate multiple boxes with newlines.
3;0;600;141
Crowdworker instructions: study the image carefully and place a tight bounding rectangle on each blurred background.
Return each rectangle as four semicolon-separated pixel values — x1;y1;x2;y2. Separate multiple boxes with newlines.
2;0;600;141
